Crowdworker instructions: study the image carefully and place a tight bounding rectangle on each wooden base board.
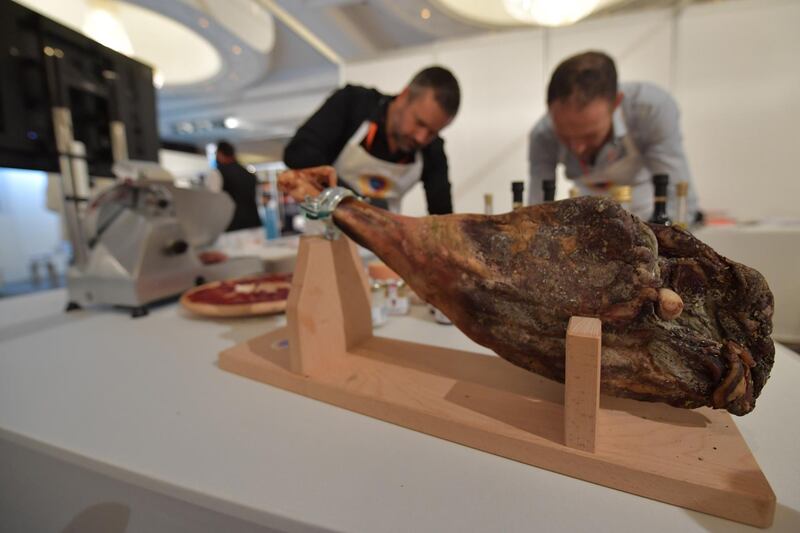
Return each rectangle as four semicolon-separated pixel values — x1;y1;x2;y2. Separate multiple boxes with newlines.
219;327;775;528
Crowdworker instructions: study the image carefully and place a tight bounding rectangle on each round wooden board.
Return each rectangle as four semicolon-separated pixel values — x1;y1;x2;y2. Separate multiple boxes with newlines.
180;277;291;318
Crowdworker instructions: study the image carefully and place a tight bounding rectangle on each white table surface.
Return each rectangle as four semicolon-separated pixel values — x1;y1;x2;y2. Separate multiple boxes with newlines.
1;290;799;532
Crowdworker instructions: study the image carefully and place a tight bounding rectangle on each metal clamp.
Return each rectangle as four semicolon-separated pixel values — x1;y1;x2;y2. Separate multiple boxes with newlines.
300;186;359;240
300;186;358;220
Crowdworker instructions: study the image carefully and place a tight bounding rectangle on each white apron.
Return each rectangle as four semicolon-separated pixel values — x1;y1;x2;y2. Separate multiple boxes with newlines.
561;116;653;218
333;121;423;213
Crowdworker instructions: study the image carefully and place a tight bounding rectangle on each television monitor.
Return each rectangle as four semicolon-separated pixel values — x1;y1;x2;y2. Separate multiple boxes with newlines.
0;0;159;176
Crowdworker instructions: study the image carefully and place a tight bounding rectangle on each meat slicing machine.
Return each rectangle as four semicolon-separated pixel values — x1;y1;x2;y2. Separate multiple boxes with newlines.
64;163;262;317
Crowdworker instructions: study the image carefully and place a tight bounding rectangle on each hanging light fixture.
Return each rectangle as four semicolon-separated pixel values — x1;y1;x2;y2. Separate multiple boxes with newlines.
82;0;134;55
152;70;165;89
503;0;600;27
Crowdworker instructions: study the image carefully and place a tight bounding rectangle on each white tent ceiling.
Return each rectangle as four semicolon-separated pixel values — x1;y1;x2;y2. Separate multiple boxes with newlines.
17;0;718;150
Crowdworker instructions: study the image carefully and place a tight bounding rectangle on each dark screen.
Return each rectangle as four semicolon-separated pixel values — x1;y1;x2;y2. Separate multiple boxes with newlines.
0;0;159;175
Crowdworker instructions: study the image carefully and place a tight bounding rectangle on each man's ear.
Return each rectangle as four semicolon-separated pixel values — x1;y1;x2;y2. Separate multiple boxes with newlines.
397;87;411;104
613;91;624;111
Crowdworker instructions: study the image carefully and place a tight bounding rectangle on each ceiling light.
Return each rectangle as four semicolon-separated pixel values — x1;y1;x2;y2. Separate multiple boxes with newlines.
82;5;134;55
503;0;599;27
176;122;195;134
420;8;431;20
224;117;240;129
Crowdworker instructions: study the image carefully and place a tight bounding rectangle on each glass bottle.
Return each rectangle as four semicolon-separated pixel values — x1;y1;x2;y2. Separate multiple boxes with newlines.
675;181;689;230
483;193;493;215
648;174;672;225
511;181;524;210
542;180;556;202
386;279;410;316
261;191;280;240
611;185;632;212
370;281;388;327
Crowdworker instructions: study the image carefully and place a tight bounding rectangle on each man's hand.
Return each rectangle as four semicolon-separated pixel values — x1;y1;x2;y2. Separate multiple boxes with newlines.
278;166;337;203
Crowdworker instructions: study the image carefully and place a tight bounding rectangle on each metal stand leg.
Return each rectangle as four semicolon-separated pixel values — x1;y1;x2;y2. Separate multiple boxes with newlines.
130;306;149;318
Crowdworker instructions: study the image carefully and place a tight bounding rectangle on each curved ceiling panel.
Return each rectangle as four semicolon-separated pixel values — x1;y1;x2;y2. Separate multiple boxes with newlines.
202;0;276;53
14;0;276;92
131;0;274;95
173;0;275;52
116;3;222;85
15;0;222;86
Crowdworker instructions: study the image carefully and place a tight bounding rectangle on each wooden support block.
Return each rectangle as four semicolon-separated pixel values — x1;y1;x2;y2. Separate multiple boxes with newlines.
219;235;776;528
564;316;602;452
286;235;372;375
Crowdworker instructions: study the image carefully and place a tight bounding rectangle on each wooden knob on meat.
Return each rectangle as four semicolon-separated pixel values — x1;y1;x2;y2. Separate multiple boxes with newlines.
657;288;684;320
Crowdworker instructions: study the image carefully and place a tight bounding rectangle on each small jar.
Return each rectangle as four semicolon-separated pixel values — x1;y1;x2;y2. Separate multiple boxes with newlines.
386;279;410;315
370;281;388;327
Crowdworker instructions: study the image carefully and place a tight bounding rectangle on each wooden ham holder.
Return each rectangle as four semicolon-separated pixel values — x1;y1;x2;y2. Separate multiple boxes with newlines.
219;234;775;528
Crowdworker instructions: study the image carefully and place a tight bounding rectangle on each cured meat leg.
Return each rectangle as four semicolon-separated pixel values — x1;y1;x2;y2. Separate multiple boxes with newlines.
279;169;774;415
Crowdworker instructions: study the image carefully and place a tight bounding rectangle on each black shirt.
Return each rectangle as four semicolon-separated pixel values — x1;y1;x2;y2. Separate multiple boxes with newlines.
283;84;453;214
218;161;262;232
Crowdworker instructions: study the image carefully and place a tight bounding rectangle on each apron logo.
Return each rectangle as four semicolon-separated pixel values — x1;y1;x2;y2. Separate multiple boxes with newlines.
359;174;394;198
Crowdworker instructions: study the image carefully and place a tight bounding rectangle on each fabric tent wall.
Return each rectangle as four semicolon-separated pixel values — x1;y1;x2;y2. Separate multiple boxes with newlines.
343;0;800;220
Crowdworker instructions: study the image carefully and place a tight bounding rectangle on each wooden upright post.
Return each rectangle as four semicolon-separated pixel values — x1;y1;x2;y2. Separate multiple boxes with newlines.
564;316;602;452
286;235;372;375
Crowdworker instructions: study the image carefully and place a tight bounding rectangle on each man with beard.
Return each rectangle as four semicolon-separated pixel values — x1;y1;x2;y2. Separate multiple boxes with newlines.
283;66;460;214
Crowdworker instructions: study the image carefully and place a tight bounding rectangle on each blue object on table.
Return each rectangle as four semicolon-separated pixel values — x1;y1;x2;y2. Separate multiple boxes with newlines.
262;201;280;240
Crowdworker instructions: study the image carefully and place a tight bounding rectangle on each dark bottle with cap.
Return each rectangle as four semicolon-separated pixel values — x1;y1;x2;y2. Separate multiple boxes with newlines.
542;180;556;202
648;173;672;225
511;181;525;210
